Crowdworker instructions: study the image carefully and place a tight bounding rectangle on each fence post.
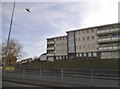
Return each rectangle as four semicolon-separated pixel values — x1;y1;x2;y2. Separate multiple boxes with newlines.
91;69;93;82
23;68;25;79
40;68;42;78
61;68;64;80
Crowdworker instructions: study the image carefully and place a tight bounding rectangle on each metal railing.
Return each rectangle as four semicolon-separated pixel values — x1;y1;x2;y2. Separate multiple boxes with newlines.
3;68;119;87
3;68;119;80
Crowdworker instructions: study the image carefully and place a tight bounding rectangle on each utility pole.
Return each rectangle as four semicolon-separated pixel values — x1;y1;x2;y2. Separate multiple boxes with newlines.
4;1;30;66
4;1;15;66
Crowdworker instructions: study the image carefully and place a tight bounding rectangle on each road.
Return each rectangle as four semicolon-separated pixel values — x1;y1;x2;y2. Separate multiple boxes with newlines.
2;81;52;89
3;73;118;87
2;81;39;87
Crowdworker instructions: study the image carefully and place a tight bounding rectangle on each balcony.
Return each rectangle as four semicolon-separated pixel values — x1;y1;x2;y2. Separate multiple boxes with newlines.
97;28;120;35
47;41;55;45
98;37;120;43
98;46;120;51
47;53;54;56
47;47;55;51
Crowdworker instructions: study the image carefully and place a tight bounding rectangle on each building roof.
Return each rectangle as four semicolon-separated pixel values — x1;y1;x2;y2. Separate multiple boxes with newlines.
47;35;67;40
66;23;119;33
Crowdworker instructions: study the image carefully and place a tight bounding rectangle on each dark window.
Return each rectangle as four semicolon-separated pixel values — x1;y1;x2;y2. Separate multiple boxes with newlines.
92;36;95;40
87;37;90;40
86;30;89;33
91;29;94;32
83;37;85;40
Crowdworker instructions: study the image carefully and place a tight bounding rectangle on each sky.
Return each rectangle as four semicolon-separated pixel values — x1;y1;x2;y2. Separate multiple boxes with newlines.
1;0;119;60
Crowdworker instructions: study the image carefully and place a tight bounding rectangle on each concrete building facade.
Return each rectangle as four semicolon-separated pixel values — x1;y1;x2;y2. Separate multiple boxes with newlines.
46;23;119;61
47;36;67;61
67;27;100;59
97;23;120;59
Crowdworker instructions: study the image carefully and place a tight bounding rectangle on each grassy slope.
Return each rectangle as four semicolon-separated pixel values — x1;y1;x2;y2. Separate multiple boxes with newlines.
22;59;118;69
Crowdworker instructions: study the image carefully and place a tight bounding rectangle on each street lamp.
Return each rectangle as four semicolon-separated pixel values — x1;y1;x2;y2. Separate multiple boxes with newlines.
4;1;30;66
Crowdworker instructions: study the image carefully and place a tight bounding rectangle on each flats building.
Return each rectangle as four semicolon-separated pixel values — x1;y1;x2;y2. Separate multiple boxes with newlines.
47;36;68;61
67;27;99;59
97;23;120;59
46;23;119;61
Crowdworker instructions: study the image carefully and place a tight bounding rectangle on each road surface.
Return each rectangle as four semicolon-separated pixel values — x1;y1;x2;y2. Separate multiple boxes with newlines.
2;81;39;87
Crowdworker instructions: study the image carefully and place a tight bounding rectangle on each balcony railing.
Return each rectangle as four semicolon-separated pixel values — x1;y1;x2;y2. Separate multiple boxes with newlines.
98;46;120;51
47;53;54;56
47;47;55;50
47;41;55;44
97;28;120;35
98;37;120;43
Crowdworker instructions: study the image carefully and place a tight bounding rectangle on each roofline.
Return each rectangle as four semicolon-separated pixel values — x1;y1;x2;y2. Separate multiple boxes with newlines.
47;35;67;40
66;23;119;33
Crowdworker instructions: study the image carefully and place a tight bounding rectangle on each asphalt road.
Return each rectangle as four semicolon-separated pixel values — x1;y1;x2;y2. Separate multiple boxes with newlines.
3;72;118;87
2;81;39;87
3;81;76;89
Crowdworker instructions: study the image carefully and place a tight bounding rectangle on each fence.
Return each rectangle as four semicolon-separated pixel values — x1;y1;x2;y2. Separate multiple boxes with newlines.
3;68;119;87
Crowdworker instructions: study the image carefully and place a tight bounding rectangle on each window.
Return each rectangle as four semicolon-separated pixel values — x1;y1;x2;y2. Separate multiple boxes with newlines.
76;53;79;57
82;30;85;33
87;37;90;40
79;53;82;57
88;53;92;57
83;37;85;40
91;29;94;32
59;38;61;40
59;56;62;59
56;56;58;60
88;44;90;49
79;38;81;41
79;45;81;49
76;46;78;49
59;43;61;46
77;31;80;34
91;36;95;40
92;44;96;48
84;53;86;57
86;30;89;33
83;45;86;48
93;52;97;57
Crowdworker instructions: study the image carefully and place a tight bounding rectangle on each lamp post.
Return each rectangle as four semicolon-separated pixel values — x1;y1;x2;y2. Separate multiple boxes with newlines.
4;1;30;66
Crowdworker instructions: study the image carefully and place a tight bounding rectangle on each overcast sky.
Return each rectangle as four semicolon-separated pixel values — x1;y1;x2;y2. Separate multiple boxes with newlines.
1;0;119;60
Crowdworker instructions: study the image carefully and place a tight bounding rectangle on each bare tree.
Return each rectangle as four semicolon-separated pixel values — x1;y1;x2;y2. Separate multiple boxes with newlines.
2;39;22;65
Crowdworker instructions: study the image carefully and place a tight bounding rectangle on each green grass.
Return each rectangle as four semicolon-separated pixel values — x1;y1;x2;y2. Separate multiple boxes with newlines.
21;58;118;69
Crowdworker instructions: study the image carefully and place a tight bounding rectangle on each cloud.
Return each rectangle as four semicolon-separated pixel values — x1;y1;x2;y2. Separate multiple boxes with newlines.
2;1;119;58
80;0;118;28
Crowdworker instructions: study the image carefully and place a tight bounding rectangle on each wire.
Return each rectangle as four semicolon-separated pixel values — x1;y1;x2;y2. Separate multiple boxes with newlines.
17;2;26;9
17;2;30;12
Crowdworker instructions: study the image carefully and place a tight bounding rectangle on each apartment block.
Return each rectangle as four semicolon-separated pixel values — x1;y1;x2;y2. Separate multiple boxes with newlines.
97;23;120;59
47;36;67;61
46;23;119;61
67;27;99;59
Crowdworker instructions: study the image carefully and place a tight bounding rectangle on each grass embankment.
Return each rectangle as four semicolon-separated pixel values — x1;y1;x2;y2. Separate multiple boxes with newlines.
21;59;118;69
